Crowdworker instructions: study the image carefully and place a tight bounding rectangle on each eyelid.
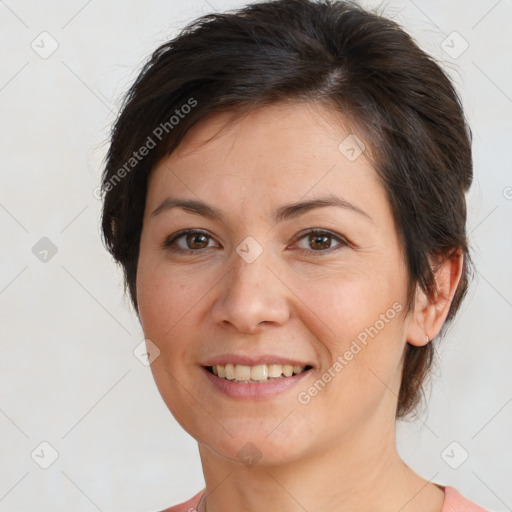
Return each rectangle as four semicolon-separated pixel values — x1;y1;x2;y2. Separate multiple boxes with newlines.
290;228;350;253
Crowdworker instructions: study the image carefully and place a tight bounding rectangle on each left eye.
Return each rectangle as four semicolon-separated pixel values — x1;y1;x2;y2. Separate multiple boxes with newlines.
293;229;347;254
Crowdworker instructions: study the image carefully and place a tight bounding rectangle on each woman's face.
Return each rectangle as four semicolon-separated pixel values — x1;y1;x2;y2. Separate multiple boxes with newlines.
136;101;420;465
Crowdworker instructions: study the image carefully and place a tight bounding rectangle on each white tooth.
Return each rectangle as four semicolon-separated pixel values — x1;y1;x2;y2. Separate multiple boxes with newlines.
212;363;305;381
235;364;251;381
268;364;284;378
282;365;293;377
225;363;235;380
250;364;268;381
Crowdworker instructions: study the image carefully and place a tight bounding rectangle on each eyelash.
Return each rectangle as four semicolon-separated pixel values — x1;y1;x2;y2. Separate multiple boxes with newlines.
162;228;349;256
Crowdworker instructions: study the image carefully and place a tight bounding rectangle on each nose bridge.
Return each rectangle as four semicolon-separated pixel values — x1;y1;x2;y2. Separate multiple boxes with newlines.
211;237;290;332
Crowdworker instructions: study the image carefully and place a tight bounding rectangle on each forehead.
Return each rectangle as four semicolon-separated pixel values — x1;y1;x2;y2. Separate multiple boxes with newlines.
146;101;385;223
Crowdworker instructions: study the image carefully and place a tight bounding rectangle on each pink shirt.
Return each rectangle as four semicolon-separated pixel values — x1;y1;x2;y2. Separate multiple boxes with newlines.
158;485;490;512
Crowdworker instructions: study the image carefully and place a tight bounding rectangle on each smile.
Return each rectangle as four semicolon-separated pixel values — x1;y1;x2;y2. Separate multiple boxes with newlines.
202;363;314;400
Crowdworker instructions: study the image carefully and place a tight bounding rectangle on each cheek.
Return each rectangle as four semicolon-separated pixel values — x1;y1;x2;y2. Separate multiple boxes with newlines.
290;269;406;419
288;263;403;347
136;254;197;355
136;258;208;434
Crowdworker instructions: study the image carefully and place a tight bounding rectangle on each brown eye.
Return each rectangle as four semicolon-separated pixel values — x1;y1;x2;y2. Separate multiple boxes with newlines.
294;229;348;255
308;232;332;250
163;229;217;253
184;232;210;250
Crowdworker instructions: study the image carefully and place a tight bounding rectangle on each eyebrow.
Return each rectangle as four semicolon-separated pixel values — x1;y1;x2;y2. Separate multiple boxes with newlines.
150;194;374;224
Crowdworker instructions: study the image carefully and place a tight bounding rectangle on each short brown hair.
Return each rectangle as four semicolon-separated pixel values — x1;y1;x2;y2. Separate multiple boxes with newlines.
100;0;474;419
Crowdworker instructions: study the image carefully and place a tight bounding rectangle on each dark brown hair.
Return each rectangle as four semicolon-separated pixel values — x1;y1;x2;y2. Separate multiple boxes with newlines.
100;0;473;419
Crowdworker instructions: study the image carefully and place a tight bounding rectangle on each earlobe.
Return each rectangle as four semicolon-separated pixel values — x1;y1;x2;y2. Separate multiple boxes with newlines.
406;249;464;347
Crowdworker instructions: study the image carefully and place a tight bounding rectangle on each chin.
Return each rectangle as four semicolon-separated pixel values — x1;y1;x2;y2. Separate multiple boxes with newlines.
196;415;312;466
206;436;306;468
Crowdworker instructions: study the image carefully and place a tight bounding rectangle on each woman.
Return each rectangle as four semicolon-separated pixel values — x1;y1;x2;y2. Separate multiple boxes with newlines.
100;0;490;510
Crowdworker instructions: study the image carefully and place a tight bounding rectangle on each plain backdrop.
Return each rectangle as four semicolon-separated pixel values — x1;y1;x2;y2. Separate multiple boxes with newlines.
0;0;511;511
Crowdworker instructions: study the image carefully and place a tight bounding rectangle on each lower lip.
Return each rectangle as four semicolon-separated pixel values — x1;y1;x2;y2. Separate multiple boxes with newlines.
201;366;312;400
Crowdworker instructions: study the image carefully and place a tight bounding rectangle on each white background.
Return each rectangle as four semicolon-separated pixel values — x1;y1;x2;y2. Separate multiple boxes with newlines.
0;0;511;511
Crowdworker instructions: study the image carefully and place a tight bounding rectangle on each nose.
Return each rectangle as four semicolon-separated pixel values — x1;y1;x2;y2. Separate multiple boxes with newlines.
210;247;290;334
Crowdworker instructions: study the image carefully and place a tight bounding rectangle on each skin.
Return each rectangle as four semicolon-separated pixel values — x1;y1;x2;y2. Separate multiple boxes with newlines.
136;101;463;512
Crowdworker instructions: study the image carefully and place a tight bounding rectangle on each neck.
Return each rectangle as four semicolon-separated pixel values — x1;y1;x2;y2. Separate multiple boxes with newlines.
196;413;444;512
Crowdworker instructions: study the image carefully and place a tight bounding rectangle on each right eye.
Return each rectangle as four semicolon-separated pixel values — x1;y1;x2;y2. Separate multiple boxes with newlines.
162;229;219;254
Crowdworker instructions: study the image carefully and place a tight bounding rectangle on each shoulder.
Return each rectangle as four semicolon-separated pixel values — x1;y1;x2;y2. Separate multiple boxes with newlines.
155;489;205;512
154;485;492;512
441;485;491;512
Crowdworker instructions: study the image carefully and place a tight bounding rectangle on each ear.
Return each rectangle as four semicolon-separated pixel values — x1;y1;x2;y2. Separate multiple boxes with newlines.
405;249;464;347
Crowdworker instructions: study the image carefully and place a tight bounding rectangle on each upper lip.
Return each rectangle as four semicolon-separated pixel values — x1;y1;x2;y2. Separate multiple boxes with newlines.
202;354;314;368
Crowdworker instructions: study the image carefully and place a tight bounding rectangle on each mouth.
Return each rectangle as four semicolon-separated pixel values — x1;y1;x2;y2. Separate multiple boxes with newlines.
204;363;314;383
